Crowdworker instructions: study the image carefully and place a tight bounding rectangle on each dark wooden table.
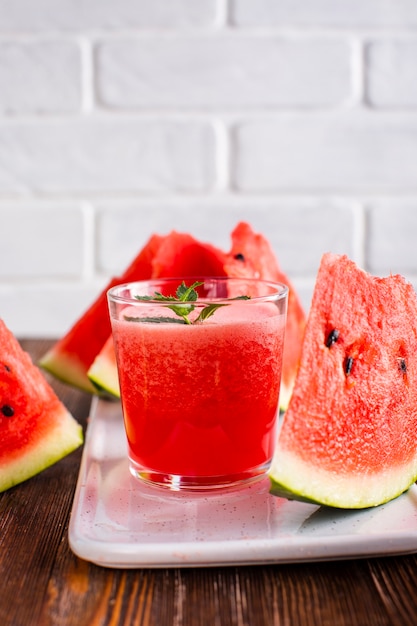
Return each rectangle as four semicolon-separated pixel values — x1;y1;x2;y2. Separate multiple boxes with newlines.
2;339;417;626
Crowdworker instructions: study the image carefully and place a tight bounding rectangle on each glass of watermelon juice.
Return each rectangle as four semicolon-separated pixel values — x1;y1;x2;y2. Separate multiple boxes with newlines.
107;277;288;491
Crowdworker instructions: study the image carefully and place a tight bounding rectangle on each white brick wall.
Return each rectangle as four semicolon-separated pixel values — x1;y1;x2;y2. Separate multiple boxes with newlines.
0;120;216;193
96;37;353;108
0;0;416;337
234;113;417;191
0;41;81;114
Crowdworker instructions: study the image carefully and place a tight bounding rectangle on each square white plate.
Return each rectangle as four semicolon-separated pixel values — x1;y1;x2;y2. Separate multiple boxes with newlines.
68;398;417;568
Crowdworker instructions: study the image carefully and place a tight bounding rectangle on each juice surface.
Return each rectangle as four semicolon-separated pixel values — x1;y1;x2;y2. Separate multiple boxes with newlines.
112;302;285;478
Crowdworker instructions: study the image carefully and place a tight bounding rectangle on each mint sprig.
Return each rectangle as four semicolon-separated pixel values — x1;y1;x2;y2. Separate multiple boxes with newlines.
129;281;249;325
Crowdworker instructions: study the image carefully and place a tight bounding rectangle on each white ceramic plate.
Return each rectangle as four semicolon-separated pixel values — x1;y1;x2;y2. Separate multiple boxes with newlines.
68;398;417;568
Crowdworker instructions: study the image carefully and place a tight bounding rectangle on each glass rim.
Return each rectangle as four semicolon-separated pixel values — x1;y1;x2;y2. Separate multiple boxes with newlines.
107;276;288;305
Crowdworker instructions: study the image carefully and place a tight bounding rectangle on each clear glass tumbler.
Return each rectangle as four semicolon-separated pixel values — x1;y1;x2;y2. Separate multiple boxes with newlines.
108;277;288;491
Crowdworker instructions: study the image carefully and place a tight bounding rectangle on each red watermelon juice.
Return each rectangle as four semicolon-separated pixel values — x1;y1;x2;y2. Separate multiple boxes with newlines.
108;277;288;490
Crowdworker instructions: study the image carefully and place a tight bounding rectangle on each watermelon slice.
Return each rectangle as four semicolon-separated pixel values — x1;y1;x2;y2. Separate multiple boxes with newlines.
0;319;83;491
41;230;227;395
269;253;417;509
86;223;305;407
86;231;228;397
39;233;167;393
41;222;305;411
224;222;305;410
151;231;226;279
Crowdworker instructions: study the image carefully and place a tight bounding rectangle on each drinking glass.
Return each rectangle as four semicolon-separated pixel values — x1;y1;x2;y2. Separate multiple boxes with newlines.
108;277;288;491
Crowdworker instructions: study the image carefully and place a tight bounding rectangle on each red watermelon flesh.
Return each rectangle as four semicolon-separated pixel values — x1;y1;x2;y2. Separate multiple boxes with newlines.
224;222;306;409
152;232;227;279
270;253;417;509
0;319;83;491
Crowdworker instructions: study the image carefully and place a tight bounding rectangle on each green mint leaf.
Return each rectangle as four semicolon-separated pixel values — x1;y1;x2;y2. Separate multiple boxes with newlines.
135;292;177;302
134;294;153;301
195;303;227;322
167;303;195;324
131;281;250;325
195;295;250;322
153;292;177;302
176;281;203;302
124;315;187;324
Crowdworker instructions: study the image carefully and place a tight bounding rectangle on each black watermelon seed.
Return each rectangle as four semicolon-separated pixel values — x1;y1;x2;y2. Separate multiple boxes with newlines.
344;356;354;376
325;329;340;348
3;364;10;372
399;358;407;375
1;405;14;417
234;253;245;262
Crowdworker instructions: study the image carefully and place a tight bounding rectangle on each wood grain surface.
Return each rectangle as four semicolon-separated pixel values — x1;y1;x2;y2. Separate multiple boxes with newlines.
1;339;416;626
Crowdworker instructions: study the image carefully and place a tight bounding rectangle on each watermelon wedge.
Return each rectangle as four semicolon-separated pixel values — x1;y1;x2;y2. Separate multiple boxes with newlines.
0;319;83;491
86;231;228;397
40;230;226;394
86;223;305;408
151;231;226;278
269;253;417;509
39;233;168;393
40;222;305;412
224;222;305;410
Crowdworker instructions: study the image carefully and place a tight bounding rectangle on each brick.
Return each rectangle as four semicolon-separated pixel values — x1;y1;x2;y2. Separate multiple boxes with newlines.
96;37;352;109
0;0;218;32
367;202;417;275
366;40;417;108
0;120;216;193
231;0;417;27
95;199;356;278
0;205;84;278
0;40;81;114
233;113;417;192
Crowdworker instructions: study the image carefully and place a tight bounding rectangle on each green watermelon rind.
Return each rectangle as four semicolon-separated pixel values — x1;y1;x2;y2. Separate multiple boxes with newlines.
86;336;120;399
40;350;97;395
0;406;83;492
268;449;417;509
88;356;120;399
